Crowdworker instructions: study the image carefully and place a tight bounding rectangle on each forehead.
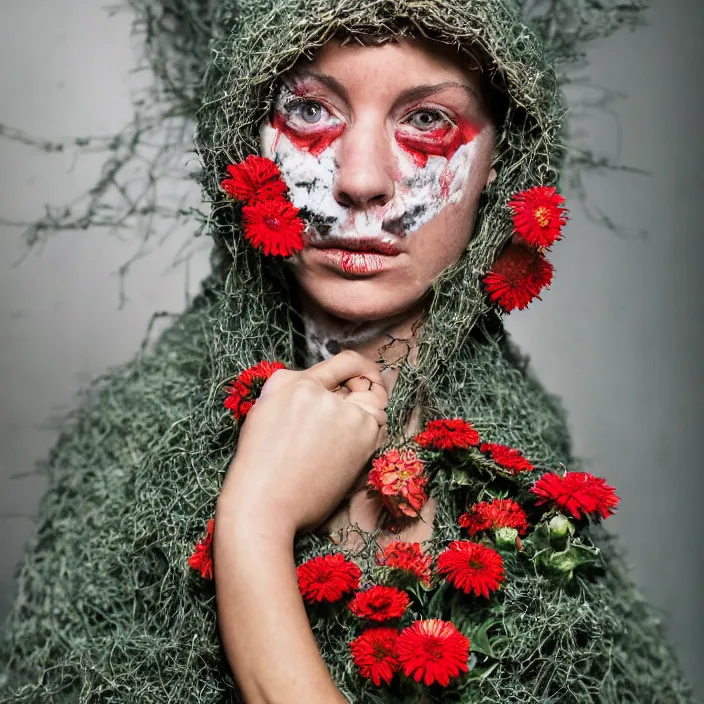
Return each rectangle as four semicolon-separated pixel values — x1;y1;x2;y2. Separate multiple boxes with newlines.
286;36;485;96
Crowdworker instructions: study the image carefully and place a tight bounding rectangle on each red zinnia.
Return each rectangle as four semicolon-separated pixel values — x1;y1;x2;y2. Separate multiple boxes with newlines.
459;498;529;536
221;155;288;203
508;185;568;249
224;360;286;420
367;448;428;518
480;442;535;473
414;418;480;451
296;553;362;604
188;518;215;580
377;541;432;586
241;196;305;257
436;540;505;598
350;627;400;686
349;586;410;622
483;243;553;312
530;471;620;520
396;620;470;687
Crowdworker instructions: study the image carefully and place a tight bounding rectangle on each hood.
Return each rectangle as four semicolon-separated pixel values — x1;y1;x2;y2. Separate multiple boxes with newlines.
186;0;566;436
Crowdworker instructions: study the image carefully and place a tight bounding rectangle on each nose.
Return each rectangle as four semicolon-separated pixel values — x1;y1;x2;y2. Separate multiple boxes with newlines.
333;117;395;209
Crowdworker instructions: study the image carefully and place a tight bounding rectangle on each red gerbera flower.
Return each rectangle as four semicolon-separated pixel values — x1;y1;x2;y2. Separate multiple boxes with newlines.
221;155;288;203
241;195;305;257
296;553;362;604
508;185;568;249
480;442;535;473
349;586;410;622
377;541;432;586
224;360;286;420
414;418;480;451
188;519;215;580
350;627;401;686
483;243;553;312
459;497;529;536
396;620;470;687
436;540;505;598
367;448;428;518
530;471;620;520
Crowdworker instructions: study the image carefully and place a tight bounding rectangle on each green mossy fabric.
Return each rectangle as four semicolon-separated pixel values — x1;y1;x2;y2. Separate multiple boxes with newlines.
0;0;696;701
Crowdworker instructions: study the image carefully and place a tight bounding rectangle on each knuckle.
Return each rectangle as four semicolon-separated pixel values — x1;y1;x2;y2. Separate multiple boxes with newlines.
338;349;362;363
290;376;320;401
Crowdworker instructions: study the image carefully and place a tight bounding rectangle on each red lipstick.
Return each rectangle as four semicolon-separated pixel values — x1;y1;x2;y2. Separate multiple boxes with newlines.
308;237;401;275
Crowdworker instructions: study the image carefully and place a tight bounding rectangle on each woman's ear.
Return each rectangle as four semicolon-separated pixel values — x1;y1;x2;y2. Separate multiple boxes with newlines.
486;167;498;186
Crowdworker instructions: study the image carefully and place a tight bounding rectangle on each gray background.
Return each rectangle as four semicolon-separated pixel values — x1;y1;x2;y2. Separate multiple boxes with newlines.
1;0;702;696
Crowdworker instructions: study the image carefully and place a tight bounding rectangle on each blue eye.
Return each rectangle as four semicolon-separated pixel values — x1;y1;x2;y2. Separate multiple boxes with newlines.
405;110;452;131
288;99;327;124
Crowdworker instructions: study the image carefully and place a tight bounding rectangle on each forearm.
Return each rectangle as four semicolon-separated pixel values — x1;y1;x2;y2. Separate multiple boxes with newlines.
213;501;346;704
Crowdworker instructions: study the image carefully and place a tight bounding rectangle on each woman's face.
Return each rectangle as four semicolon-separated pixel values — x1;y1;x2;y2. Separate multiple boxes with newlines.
259;37;497;322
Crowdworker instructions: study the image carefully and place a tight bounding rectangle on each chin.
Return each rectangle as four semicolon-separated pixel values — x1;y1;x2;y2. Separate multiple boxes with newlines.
294;272;425;323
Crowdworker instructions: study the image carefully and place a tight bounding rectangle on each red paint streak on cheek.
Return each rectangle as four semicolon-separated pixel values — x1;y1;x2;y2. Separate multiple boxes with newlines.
272;111;344;157
439;168;453;200
395;119;481;168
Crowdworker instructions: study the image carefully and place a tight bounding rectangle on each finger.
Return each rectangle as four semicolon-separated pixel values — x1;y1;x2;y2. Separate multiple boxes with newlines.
343;376;388;405
306;350;386;391
332;384;351;398
349;401;388;428
343;390;387;412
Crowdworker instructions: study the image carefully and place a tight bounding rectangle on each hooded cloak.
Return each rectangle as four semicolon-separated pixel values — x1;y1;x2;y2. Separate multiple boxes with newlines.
0;0;695;702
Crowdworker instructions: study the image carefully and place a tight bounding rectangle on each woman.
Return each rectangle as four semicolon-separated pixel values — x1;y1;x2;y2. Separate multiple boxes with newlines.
0;0;695;702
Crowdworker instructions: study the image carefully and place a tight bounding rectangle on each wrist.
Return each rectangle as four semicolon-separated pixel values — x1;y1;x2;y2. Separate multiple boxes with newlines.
215;491;297;547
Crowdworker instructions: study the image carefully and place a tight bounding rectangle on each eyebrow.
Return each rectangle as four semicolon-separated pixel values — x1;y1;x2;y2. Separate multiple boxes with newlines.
292;70;479;108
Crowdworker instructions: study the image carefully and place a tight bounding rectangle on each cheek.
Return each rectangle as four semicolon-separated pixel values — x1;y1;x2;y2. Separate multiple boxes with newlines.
260;120;344;217
394;119;481;169
404;139;494;275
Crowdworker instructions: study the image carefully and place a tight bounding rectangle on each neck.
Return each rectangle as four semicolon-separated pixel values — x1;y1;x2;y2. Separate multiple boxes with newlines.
297;291;427;390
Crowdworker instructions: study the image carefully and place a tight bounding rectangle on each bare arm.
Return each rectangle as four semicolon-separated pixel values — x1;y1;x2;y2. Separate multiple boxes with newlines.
214;505;347;704
213;351;388;703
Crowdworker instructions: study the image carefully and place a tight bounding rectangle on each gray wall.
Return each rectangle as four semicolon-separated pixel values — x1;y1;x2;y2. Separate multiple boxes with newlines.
1;0;702;696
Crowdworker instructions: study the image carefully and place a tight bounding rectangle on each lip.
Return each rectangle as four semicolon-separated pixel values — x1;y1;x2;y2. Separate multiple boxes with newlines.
308;236;401;256
308;246;399;276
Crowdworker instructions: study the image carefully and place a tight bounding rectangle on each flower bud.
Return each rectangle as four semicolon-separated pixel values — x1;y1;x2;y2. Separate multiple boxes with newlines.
494;526;519;550
548;513;574;549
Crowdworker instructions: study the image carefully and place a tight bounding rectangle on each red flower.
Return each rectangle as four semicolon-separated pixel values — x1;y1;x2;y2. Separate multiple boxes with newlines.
367;448;428;518
530;471;620;520
224;360;286;420
436;540;505;598
377;541;432;586
508;185;568;249
349;586;410;622
459;498;529;536
296;553;362;604
480;442;535;473
414;418;480;451
350;627;400;686
221;155;288;203
188;519;215;580
396;620;470;687
241;196;305;257
483;243;553;312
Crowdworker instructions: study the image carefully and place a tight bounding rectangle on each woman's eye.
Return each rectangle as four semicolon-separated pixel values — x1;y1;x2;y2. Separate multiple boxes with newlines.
287;99;329;125
404;110;452;131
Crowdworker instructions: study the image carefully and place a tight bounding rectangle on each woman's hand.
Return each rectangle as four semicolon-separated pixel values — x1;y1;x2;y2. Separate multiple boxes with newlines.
217;350;389;539
214;351;388;703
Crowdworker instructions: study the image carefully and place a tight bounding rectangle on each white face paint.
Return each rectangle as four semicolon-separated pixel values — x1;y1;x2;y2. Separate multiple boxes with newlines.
258;82;483;246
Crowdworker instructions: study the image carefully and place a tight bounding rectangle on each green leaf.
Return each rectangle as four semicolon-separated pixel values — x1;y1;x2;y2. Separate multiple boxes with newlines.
450;468;473;487
467;619;497;657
